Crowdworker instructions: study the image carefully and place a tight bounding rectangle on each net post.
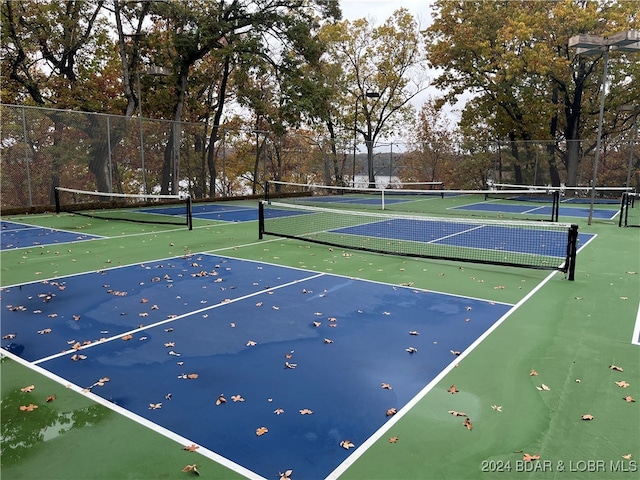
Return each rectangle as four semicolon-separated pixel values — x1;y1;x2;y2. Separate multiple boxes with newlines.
381;188;385;210
54;186;61;214
565;224;579;281
619;192;626;227
186;196;193;230
552;190;559;222
258;201;264;239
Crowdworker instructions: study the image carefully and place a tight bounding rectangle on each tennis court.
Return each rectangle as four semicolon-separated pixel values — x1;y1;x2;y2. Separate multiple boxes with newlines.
1;194;639;480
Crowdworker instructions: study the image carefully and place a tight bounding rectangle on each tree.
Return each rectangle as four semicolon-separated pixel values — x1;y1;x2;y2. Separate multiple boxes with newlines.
320;9;427;188
424;0;639;187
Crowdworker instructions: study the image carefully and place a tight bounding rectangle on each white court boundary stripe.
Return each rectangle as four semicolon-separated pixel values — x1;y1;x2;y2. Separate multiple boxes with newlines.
631;301;640;346
0;349;265;479
327;268;560;479
33;271;325;365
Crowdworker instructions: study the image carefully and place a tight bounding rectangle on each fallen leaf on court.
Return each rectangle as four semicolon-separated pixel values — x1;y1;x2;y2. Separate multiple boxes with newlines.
274;408;285;415
71;354;87;361
523;453;540;462
623;396;635;402
386;408;397;416
72;315;81;321
448;385;459;394
246;340;257;347
231;395;245;402
37;328;52;334
463;417;473;430
581;414;594;420
165;393;172;400
299;409;313;415
406;347;418;353
20;404;38;411
409;330;419;335
279;469;293;480
255;302;263;307
622;454;633;460
164;342;175;348
381;383;393;390
183;444;199;452
323;338;333;344
181;464;200;475
536;384;550;391
46;395;56;402
149;403;162;410
466;306;472;311
610;365;624;372
448;410;466;417
121;334;133;341
450;350;461;356
530;370;538;376
491;405;503;412
216;394;227;405
2;333;16;340
615;380;630;388
21;385;35;393
389;436;399;443
256;426;268;436
285;362;297;369
187;373;198;379
340;440;355;450
312;321;321;327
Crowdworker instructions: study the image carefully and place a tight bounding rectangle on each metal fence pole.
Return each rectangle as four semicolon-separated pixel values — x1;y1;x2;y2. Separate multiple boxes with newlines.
21;106;33;207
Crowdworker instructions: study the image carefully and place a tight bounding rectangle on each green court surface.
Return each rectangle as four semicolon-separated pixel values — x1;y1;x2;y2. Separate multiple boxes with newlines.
1;198;638;480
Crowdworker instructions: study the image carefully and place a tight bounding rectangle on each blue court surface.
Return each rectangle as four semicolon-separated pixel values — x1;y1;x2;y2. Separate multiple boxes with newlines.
332;218;594;258
451;202;619;220
139;203;309;222
1;254;513;479
1;220;102;251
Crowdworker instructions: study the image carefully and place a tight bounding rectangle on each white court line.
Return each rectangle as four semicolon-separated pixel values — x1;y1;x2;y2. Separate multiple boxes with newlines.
0;349;266;480
631;301;640;346
327;268;561;479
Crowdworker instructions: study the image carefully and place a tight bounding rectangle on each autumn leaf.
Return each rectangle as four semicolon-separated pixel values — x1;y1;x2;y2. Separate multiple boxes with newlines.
536;384;550;391
121;334;133;341
615;380;630;388
231;395;245;402
340;439;355;450
246;340;257;347
284;362;297;369
21;385;35;393
181;464;200;475
186;373;198;379
183;444;199;452
491;405;503;412
149;403;162;410
274;408;285;415
405;347;418;353
279;470;293;480
389;436;399;443
463;417;473;430
581;414;594;421
71;354;87;361
409;331;419;336
299;408;313;415
523;453;540;462
530;370;538;376
20;404;38;411
381;383;393;390
448;385;459;394
609;365;623;372
312;321;321;327
386;408;397;416
450;350;461;356
216;394;227;405
37;328;52;334
46;394;56;402
623;395;635;402
622;454;633;460
448;410;466;417
256;426;268;436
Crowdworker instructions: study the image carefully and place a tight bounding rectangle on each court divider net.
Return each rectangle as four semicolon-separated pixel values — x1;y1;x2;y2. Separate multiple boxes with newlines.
259;200;579;280
55;186;193;230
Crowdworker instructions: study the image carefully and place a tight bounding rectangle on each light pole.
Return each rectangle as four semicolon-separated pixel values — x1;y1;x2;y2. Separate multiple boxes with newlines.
568;30;640;225
618;105;639;189
352;90;380;188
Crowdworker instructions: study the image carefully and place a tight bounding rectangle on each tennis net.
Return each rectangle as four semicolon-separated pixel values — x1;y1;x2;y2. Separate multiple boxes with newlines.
267;180;561;221
619;192;639;227
55;187;193;229
259;201;579;280
491;183;632;205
